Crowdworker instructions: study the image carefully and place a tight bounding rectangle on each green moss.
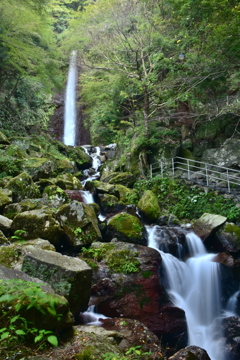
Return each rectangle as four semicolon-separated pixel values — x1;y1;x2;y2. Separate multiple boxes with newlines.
141;270;153;279
108;212;143;238
138;190;160;221
106;249;140;274
0;246;20;268
224;223;240;243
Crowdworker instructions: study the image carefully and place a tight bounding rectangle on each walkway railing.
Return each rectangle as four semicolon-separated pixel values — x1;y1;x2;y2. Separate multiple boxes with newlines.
150;156;240;194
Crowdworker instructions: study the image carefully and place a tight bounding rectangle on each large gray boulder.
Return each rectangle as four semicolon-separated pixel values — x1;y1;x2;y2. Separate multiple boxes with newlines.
201;138;240;169
10;209;65;246
56;201;102;249
6;172;40;202
21;246;92;316
0;215;12;236
193;213;227;241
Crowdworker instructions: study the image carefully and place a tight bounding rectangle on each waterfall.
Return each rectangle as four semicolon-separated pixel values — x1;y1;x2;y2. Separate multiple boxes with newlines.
146;226;224;360
64;50;78;146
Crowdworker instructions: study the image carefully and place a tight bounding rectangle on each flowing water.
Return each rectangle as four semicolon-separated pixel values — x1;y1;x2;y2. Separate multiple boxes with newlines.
147;225;224;360
64;50;78;146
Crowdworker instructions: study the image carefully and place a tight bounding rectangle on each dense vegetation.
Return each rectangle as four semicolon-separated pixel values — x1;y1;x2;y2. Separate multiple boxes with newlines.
1;0;239;148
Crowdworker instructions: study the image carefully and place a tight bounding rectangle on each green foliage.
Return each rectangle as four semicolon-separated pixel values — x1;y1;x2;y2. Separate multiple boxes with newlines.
103;346;153;360
0;279;62;348
11;229;27;242
133;177;240;222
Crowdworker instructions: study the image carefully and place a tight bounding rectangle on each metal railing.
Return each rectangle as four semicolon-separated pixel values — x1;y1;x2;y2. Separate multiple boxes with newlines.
150;156;240;194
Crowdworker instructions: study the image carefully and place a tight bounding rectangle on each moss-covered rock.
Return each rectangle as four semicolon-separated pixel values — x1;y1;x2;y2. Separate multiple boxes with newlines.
107;212;145;244
0;230;8;245
101;171;136;188
0;239;56;269
216;222;240;253
0;275;74;332
21;157;57;181
21;246;92;316
10;209;65;246
98;193;124;215
0;188;12;210
6;172;40;203
43;185;70;204
138;190;160;222
114;184;138;204
85;180;119;197
4;199;46;219
56;201;102;249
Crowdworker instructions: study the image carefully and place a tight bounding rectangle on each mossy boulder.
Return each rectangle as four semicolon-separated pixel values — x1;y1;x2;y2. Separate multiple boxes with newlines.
114;184;138;204
216;222;240;253
10;209;65;246
21;157;57;181
0;131;10;145
0;188;12;210
0;273;74;332
55;158;75;174
98;193;124;215
138;190;160;222
169;345;211;360
193;213;227;241
0;239;56;269
43;185;70;204
39;174;82;191
85;180;119;198
56;201;102;249
195;115;231;140
0;230;8;245
3;199;47;219
0;214;12;236
21;246;92;316
106;212;145;245
101;172;136;188
6;172;40;203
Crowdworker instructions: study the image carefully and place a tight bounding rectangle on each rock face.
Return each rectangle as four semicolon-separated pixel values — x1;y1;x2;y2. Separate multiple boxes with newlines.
0;265;74;332
202;138;240;168
6;172;40;203
11;209;65;246
138;190;161;222
168;345;211;360
56;201;102;249
193;213;227;241
216;223;240;253
83;240;187;350
106;212;145;245
21;246;92;316
222;316;240;360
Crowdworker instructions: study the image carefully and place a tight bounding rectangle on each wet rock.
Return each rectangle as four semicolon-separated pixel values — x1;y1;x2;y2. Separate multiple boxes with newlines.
11;209;65;246
85;180;120;198
56;201;102;249
102;318;164;359
6;172;40;203
0;230;8;244
101;171;136;188
193;213;227;241
168;345;211;360
138;190;161;222
0;214;12;236
222;316;240;360
216;223;240;253
0;188;12;211
106;212;145;245
98;193;125;215
21;246;92;316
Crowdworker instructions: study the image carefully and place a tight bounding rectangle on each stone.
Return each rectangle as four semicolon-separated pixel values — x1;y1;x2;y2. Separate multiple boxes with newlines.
85;180;119;198
193;213;227;241
216;223;240;253
169;345;211;360
56;201;102;249
6;172;40;203
222;316;240;360
0;265;74;332
98;193;124;215
106;212;145;245
0;188;12;210
0;214;12;235
21;157;57;181
101;171;136;188
21;246;92;316
0;230;8;245
138;190;161;222
201;138;240;168
84;240;187;350
11;209;65;246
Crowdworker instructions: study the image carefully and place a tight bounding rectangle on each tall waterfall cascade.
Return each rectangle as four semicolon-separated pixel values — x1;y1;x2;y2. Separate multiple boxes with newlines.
64;50;78;146
147;226;225;360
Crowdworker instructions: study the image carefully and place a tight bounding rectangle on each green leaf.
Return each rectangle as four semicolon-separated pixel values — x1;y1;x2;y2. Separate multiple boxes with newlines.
15;329;26;335
10;315;20;323
34;334;43;343
1;332;10;340
47;335;58;346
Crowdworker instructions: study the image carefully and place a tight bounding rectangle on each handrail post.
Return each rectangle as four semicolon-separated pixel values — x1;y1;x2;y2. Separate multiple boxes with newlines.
227;168;230;193
172;158;175;177
205;164;209;186
160;161;163;178
187;159;190;179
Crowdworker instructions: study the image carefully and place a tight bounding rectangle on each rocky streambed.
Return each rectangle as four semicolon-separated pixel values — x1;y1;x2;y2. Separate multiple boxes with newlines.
0;131;240;360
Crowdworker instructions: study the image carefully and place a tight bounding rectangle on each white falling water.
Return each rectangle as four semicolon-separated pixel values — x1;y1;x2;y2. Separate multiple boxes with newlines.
64;50;78;146
226;290;239;316
147;226;224;360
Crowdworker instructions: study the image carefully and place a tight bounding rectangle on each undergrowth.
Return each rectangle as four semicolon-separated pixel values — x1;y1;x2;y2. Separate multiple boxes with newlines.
133;177;240;222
